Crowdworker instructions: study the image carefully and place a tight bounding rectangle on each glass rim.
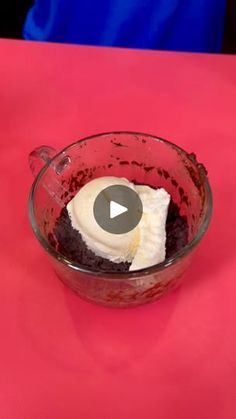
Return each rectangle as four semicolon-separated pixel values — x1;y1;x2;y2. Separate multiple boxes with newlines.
28;131;213;280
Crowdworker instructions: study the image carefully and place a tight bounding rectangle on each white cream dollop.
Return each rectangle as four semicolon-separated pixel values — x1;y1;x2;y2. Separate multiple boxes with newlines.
67;176;170;270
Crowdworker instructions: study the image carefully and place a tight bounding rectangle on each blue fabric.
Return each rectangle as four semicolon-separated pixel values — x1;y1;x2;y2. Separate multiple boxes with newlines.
23;0;226;52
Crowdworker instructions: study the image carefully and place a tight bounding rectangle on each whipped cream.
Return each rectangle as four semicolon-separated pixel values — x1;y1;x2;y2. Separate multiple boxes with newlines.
67;177;170;271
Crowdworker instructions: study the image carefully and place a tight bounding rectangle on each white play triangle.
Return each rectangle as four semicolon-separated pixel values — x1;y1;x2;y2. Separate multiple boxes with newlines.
110;200;128;219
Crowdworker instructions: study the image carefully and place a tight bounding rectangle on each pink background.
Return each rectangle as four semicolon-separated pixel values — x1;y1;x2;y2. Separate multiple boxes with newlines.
0;39;236;418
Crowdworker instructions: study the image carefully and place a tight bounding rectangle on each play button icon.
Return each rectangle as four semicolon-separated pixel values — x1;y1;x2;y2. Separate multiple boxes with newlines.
93;185;143;234
110;201;128;219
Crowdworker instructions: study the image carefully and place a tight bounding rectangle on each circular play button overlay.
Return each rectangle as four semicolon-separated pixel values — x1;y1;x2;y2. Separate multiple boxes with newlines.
93;185;143;234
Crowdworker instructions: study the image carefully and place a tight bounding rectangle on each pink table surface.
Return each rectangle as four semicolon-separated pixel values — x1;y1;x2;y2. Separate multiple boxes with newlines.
0;38;236;419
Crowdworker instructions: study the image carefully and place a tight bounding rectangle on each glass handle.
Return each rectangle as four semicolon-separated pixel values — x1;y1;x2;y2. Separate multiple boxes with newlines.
28;145;71;208
29;145;57;178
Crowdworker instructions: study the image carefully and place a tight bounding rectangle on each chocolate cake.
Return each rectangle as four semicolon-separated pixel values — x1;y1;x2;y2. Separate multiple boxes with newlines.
48;197;188;272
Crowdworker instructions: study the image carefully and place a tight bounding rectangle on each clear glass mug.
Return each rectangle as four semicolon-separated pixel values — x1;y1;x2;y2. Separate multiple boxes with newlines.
28;132;212;308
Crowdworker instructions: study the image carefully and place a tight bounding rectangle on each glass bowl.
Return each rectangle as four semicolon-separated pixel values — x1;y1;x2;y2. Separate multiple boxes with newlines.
28;132;212;307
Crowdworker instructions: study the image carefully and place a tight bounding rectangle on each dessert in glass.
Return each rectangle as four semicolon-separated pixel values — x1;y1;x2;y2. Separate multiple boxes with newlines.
28;132;212;307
